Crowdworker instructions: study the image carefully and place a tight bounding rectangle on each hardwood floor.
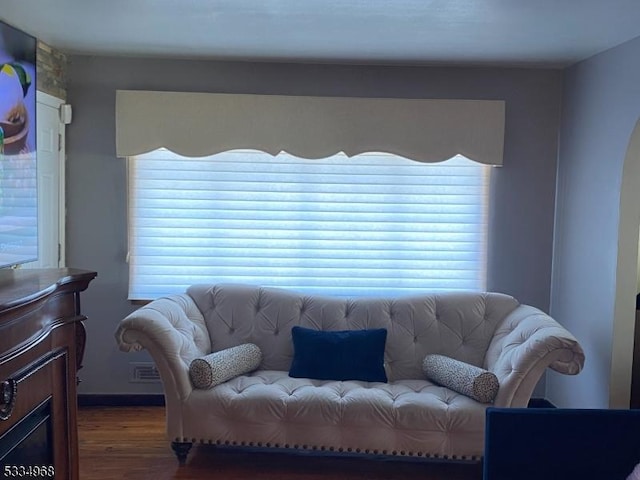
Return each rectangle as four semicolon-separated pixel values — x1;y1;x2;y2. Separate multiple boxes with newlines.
78;406;483;480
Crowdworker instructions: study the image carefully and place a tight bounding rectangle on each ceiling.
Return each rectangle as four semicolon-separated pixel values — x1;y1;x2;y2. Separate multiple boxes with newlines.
2;0;640;67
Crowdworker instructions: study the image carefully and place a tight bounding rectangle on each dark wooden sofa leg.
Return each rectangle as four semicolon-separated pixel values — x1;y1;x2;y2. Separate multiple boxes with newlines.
171;441;193;465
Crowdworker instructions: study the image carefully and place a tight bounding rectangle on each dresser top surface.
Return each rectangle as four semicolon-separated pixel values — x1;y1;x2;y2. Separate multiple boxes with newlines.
0;268;97;312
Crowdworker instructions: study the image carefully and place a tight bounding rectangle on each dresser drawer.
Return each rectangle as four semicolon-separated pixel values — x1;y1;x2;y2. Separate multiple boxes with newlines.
0;349;63;436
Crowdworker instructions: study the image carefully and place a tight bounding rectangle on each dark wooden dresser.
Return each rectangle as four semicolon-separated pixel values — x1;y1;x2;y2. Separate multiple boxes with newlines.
0;269;96;479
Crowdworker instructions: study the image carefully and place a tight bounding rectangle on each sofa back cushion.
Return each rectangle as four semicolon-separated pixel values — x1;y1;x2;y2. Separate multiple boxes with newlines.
187;284;519;381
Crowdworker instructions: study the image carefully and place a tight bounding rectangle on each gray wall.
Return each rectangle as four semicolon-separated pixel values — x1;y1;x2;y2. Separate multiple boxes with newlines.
66;56;562;394
549;36;640;408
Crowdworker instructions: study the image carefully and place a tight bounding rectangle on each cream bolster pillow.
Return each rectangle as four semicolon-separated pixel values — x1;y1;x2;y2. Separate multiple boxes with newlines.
189;343;262;389
422;354;499;403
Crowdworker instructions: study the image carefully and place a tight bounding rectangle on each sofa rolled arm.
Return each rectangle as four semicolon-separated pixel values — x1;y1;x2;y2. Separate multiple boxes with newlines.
484;305;585;408
115;294;211;399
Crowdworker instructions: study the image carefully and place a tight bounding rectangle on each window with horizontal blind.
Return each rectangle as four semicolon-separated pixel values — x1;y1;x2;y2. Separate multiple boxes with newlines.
127;149;490;300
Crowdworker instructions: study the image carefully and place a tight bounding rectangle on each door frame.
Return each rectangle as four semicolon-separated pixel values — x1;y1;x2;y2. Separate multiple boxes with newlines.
611;118;640;407
36;91;66;267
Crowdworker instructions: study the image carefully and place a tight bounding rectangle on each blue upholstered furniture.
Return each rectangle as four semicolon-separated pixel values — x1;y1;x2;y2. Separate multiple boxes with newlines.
484;407;640;480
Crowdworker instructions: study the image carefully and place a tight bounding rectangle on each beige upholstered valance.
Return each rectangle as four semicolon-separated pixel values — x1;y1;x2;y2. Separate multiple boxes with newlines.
115;90;505;165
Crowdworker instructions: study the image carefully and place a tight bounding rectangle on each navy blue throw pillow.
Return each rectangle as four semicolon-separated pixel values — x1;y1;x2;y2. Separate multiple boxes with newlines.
289;326;388;382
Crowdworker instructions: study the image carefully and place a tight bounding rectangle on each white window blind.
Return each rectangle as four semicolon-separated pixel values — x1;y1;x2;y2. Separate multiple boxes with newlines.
128;149;490;300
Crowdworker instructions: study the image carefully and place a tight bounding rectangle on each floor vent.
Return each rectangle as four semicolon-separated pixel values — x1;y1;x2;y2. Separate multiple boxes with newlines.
129;362;161;383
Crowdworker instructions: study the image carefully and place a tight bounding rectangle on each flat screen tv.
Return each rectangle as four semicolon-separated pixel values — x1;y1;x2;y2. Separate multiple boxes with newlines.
0;21;37;268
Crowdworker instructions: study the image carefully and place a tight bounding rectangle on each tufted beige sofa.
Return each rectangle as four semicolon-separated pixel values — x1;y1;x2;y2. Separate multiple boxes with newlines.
115;284;584;464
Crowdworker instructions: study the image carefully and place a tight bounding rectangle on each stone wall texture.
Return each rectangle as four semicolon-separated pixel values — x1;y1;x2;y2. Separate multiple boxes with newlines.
37;41;67;100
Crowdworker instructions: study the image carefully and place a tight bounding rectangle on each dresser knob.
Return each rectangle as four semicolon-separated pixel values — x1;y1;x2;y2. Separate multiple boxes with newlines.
0;379;17;421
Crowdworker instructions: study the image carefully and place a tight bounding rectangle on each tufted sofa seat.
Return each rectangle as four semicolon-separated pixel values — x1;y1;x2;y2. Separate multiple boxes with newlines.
115;284;585;464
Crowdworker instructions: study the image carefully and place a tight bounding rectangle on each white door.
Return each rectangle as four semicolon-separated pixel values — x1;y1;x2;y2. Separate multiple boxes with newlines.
24;92;65;268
